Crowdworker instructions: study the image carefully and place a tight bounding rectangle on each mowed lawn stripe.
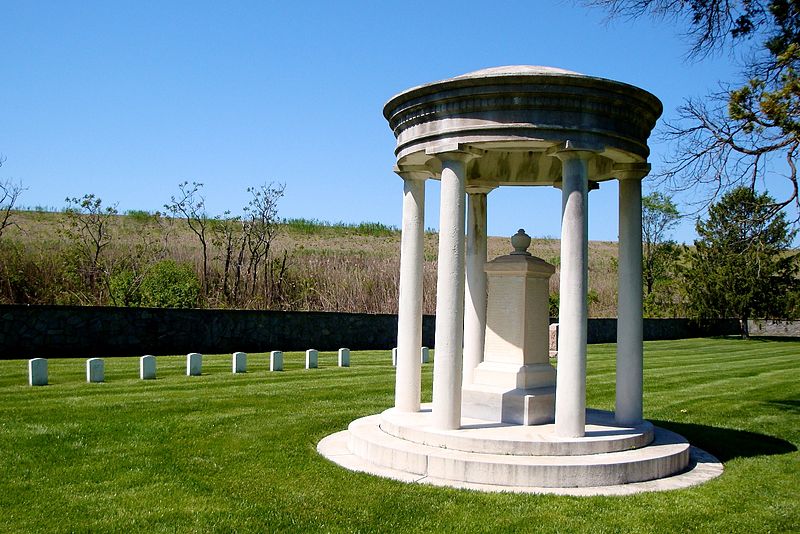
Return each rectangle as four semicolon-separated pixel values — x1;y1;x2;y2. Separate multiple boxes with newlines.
0;341;797;533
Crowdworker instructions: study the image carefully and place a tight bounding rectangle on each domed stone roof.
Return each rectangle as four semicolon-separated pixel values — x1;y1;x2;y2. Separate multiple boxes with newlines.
383;65;663;185
454;65;583;78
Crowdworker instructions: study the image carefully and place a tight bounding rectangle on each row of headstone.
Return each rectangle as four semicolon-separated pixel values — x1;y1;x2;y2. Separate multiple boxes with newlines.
27;348;356;386
392;347;431;366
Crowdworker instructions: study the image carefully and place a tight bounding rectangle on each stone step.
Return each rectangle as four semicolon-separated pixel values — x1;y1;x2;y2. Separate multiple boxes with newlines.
378;407;654;456
347;415;690;488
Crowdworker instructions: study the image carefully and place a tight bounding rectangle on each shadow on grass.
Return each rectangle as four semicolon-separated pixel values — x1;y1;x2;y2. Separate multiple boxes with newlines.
766;399;800;412
746;335;800;342
650;419;797;463
708;335;800;342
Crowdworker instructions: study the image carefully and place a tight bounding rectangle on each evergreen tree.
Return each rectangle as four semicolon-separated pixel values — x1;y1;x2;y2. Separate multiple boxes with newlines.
684;187;798;337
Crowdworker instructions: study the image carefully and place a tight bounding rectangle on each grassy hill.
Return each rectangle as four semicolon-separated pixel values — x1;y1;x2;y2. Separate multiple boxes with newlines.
0;209;620;316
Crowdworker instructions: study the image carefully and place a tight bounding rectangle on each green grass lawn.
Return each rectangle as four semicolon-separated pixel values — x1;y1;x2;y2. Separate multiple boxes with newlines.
0;339;797;533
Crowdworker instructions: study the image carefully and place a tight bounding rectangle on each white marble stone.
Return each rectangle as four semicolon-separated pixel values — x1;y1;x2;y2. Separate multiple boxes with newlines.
463;189;491;387
140;355;156;380
86;358;104;383
548;323;559;358
28;358;47;386
431;154;470;430
270;350;283;372
391;347;397;367
187;353;202;376
462;231;557;426
306;349;318;369
232;352;247;374
321;408;707;492
324;66;665;493
338;348;350;367
421;347;430;364
395;173;425;412
554;151;591;438
617;177;644;425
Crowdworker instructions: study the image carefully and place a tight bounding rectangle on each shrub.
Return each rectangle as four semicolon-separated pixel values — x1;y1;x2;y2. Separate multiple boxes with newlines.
125;209;152;223
109;269;140;307
139;260;200;308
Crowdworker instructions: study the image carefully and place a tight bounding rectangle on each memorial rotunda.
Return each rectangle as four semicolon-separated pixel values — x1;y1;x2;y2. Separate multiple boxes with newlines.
318;66;723;494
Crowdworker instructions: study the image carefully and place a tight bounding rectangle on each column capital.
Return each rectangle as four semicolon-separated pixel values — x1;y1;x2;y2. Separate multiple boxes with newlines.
394;165;432;181
466;185;496;195
425;143;483;163
546;140;603;161
552;180;600;192
613;162;651;181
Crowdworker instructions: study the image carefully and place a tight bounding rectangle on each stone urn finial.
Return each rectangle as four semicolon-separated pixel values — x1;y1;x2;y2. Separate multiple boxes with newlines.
511;229;532;256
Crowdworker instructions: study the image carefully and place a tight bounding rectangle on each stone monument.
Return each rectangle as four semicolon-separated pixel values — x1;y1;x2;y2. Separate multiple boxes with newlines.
461;229;556;425
318;66;723;494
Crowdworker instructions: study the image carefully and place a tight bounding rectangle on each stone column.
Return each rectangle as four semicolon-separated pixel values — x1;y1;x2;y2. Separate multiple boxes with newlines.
616;175;644;425
553;149;593;438
430;150;474;430
395;171;426;412
463;187;492;386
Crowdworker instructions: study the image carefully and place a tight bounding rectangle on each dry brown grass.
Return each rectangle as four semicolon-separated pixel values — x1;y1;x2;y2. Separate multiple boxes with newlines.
0;210;621;316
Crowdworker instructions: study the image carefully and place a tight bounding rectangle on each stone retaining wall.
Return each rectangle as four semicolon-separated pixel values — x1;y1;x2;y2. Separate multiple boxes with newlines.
584;318;741;344
748;319;800;337
0;305;435;359
0;305;744;359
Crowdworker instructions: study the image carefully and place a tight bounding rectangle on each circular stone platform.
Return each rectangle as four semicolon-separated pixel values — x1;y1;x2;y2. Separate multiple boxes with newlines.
317;405;723;496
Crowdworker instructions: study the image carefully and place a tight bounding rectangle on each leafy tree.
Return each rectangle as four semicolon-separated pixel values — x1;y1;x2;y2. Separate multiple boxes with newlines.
683;186;798;337
590;1;800;218
60;194;118;303
211;211;244;304
642;192;684;316
165;182;210;295
642;192;680;293
242;182;286;305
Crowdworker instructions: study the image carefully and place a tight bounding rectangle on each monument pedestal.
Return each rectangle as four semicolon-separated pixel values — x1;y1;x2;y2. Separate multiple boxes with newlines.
462;231;556;425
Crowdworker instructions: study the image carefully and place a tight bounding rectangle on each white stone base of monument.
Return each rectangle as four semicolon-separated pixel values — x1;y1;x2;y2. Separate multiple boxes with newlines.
140;355;156;380
338;348;350;367
317;405;723;496
232;352;247;373
86;358;104;383
270;351;283;371
462;361;557;425
461;384;555;426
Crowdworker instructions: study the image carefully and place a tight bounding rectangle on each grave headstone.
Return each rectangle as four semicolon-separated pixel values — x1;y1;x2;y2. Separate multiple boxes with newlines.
140;355;156;380
86;358;104;383
392;347;397;366
270;350;283;371
306;349;318;369
232;352;247;373
421;346;430;364
187;353;202;376
549;322;559;359
28;358;48;386
338;348;350;367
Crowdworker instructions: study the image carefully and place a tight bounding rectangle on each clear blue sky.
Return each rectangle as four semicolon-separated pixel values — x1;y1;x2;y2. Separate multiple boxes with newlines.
3;0;744;243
